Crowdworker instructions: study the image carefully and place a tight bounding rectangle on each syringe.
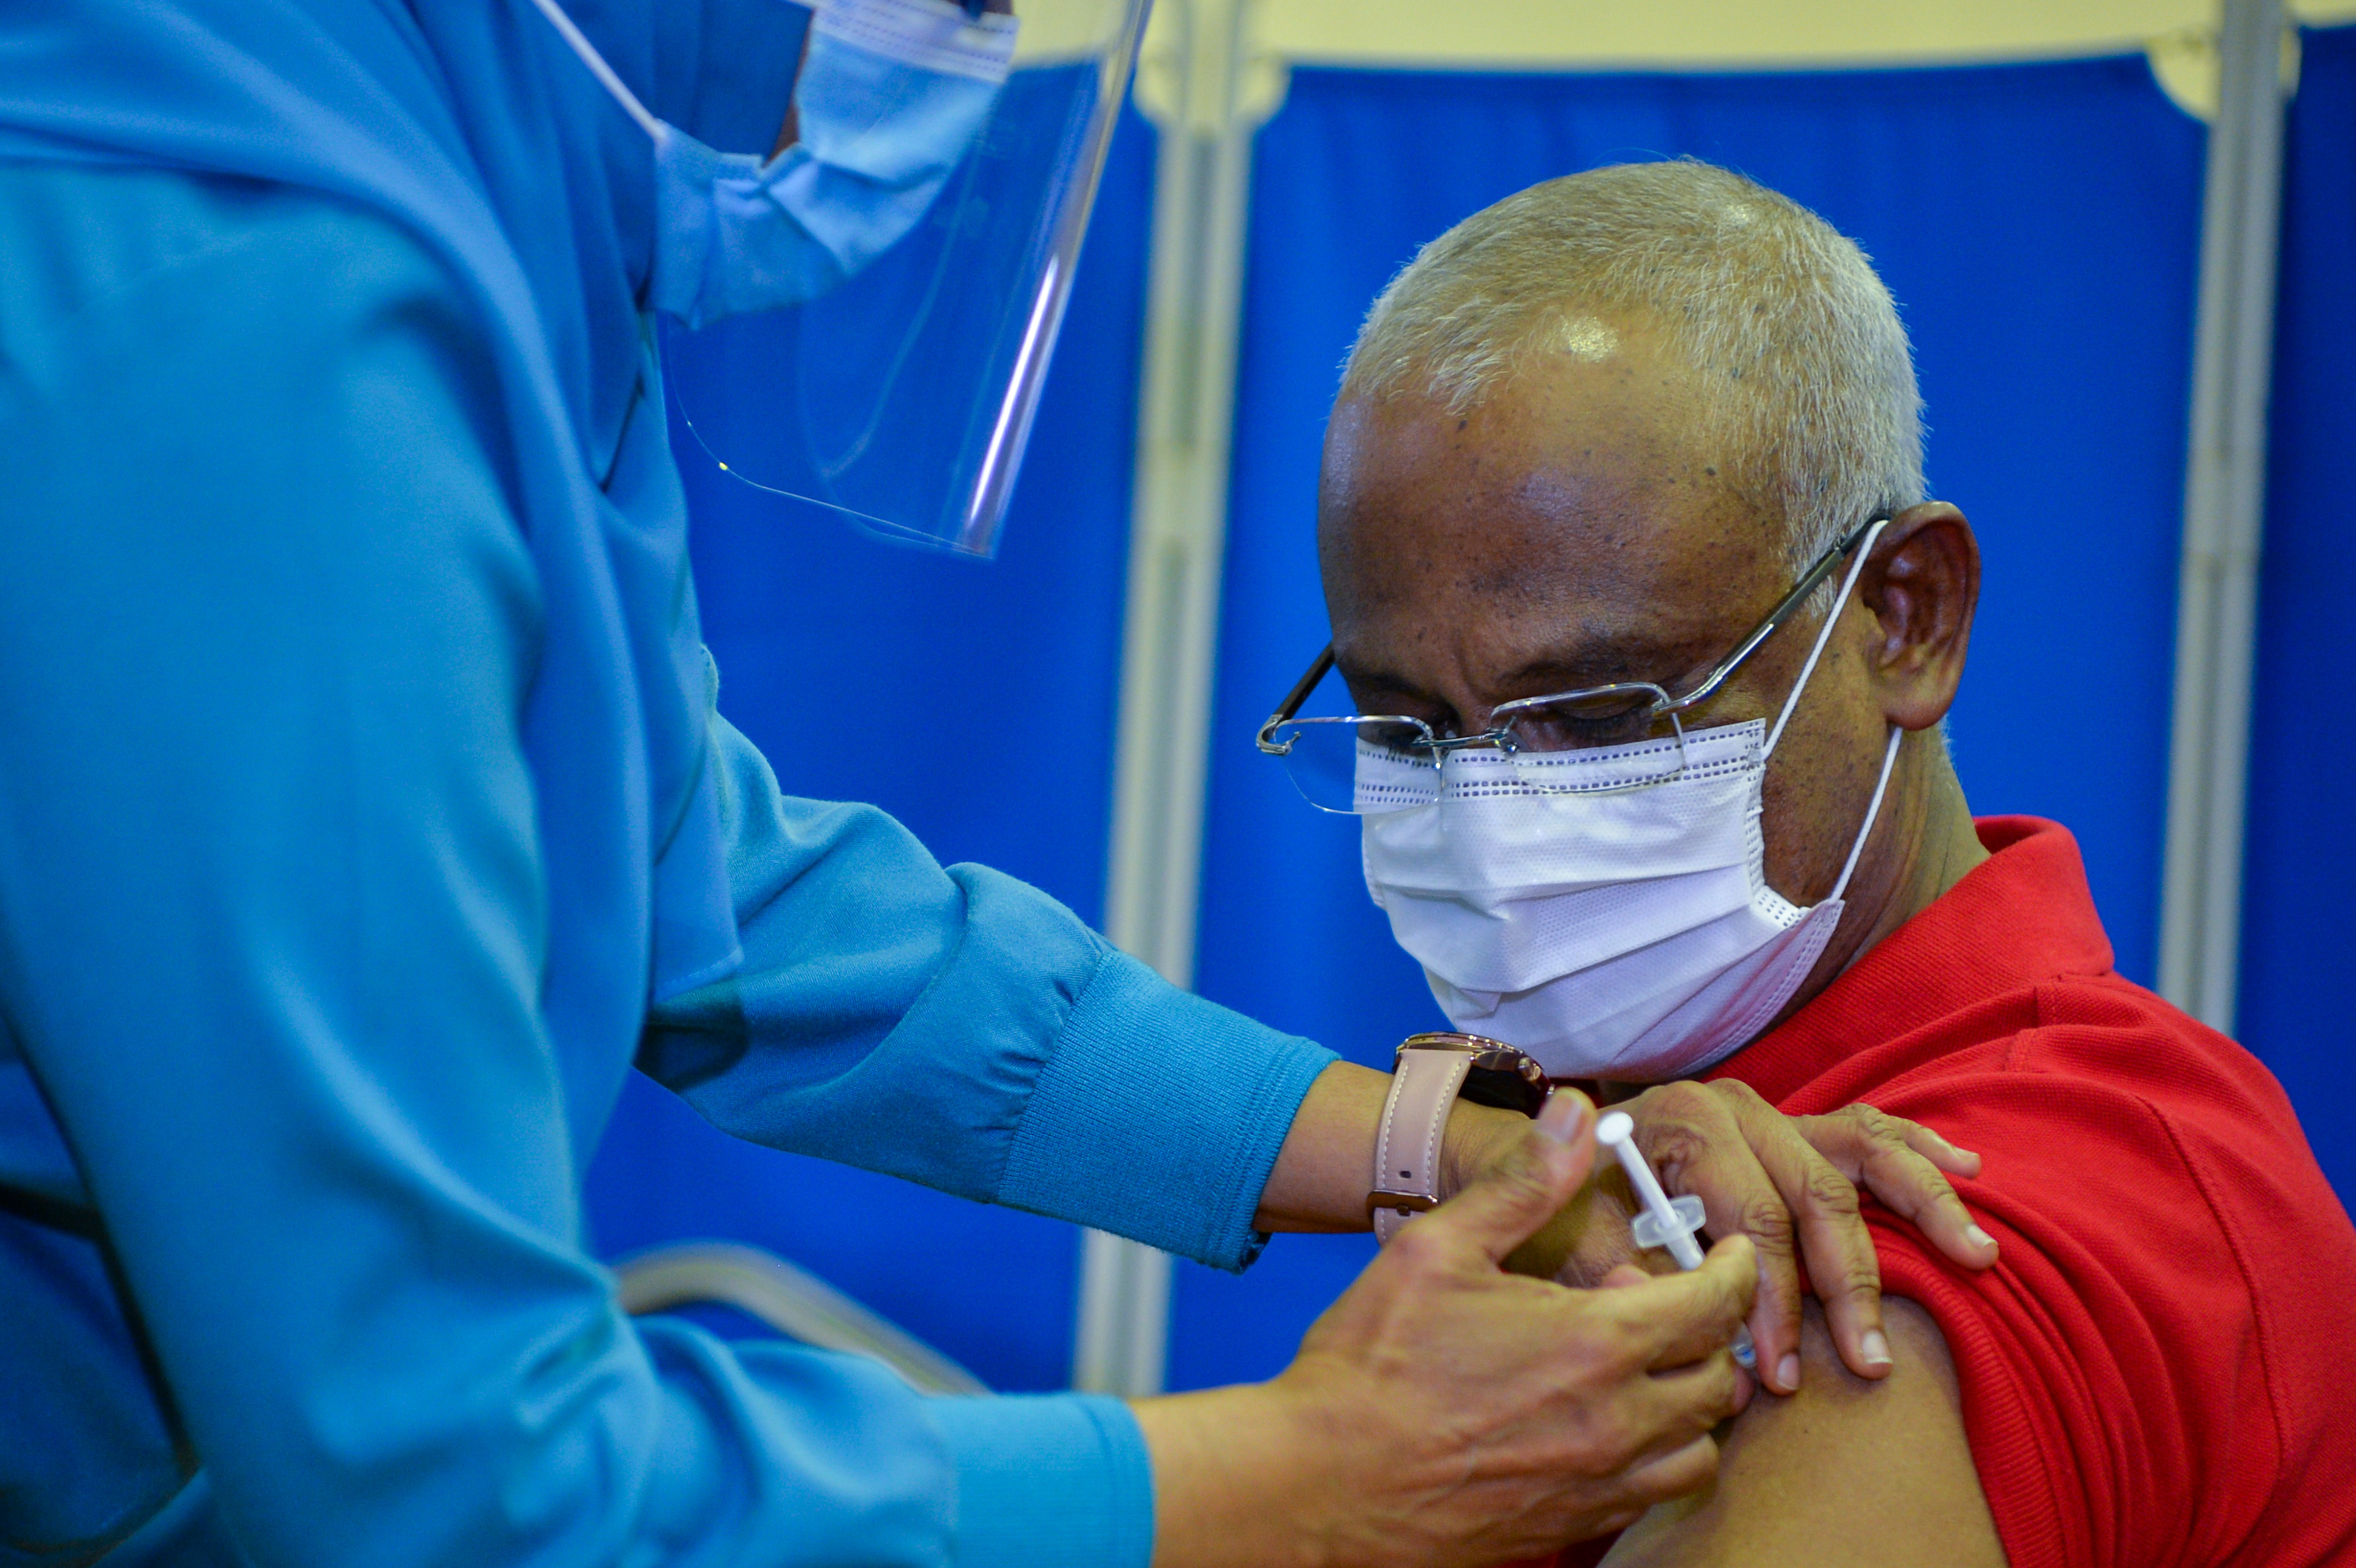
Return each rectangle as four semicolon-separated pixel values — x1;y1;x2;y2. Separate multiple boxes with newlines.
1595;1109;1757;1371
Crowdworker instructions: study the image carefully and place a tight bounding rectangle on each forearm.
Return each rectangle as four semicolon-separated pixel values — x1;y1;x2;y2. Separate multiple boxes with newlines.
1253;1061;1532;1233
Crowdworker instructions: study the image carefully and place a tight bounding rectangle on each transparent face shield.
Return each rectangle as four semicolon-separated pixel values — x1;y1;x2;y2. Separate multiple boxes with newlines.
653;0;1152;557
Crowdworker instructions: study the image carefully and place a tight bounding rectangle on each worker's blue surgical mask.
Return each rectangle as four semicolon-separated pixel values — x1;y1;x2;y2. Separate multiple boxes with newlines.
533;0;1014;329
650;2;1013;327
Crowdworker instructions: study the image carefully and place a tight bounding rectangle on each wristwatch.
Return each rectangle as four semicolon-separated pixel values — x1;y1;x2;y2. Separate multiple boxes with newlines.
1367;1032;1552;1243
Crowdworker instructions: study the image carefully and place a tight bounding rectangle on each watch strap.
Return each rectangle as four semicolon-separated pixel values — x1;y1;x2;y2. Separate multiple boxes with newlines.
1368;1046;1476;1243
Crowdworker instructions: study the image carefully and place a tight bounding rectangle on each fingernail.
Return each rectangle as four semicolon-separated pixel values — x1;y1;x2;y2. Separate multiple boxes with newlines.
1861;1330;1892;1368
1965;1223;1995;1251
1775;1353;1800;1391
1535;1092;1587;1144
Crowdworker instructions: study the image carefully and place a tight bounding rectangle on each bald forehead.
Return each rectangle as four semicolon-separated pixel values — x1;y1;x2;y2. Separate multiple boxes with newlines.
1322;381;1705;597
1316;323;1785;712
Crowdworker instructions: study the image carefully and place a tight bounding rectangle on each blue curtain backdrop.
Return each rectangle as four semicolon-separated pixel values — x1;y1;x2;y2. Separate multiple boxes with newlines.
580;108;1158;1393
1177;55;2210;1391
2241;23;2356;1204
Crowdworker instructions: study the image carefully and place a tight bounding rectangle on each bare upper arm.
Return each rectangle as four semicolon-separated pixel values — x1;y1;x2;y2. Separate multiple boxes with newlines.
1600;1297;2004;1567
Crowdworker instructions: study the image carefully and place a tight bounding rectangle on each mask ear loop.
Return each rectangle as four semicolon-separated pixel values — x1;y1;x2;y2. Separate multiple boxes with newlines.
1756;517;1901;904
1829;727;1903;902
1762;516;1892;760
524;0;670;145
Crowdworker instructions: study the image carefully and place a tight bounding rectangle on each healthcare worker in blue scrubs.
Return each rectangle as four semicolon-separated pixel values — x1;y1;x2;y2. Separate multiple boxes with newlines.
0;2;1976;1563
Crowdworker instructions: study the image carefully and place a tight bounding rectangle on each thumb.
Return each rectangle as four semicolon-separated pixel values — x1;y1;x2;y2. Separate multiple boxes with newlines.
1422;1089;1596;1266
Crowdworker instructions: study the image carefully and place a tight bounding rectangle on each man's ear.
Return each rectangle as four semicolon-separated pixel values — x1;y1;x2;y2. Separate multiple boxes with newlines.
1860;502;1978;730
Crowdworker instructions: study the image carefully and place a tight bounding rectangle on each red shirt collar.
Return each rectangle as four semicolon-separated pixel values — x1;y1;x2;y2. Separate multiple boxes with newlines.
1708;817;2116;1105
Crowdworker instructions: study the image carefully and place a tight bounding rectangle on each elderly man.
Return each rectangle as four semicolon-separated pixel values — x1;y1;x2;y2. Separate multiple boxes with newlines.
1263;160;2356;1566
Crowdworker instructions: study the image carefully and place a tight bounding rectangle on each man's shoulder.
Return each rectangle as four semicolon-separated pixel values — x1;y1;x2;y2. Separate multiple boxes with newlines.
1859;965;2350;1316
1882;966;2325;1200
1961;966;2282;1097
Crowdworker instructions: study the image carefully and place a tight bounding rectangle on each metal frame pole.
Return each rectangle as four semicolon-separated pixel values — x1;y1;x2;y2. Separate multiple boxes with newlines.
2160;0;2291;1033
1073;0;1283;1398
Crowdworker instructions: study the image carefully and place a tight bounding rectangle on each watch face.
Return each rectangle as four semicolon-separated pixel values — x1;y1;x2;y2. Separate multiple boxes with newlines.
1461;1054;1551;1116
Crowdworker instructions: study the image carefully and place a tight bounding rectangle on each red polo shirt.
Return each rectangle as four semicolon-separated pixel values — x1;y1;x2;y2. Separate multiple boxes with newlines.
1562;817;2356;1567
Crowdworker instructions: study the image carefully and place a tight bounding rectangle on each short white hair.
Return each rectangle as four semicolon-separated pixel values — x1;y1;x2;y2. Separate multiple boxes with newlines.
1340;159;1924;575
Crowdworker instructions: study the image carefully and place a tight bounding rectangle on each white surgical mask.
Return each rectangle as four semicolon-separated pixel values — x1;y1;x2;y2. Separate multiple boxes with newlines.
1359;536;1902;1082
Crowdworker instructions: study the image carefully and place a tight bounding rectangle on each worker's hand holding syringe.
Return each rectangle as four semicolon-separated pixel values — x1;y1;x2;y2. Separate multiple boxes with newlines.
1137;1089;1758;1568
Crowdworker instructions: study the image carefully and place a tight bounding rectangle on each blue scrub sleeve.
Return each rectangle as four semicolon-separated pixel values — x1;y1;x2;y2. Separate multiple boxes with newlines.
0;162;1242;1567
643;709;1337;1273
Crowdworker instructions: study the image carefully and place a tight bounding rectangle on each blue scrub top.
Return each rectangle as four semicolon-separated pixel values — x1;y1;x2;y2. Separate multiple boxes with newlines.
0;14;1333;1566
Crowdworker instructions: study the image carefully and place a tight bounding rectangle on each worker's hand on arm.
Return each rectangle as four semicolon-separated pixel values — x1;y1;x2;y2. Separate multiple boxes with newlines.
1635;1082;1996;1393
1256;1065;1997;1398
1451;1080;1998;1397
1146;1092;1758;1568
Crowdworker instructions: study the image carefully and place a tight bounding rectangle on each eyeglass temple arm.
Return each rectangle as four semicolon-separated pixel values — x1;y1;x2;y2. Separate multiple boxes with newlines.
1258;644;1337;750
1668;623;1779;716
1661;517;1885;715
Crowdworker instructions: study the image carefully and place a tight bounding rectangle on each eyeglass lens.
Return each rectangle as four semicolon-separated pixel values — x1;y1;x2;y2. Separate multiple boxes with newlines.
1268;703;1688;815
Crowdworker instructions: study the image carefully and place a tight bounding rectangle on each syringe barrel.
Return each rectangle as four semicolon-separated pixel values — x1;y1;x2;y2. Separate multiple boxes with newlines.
1595;1113;1754;1370
1602;1116;1708;1271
